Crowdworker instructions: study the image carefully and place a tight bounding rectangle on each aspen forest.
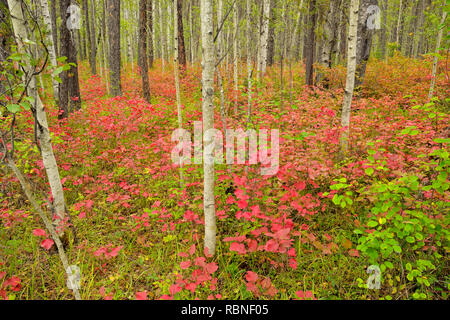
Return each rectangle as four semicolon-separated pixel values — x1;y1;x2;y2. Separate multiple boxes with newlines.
0;0;449;303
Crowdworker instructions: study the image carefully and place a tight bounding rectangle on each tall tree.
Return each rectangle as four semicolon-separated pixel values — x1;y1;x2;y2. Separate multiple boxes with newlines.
258;0;271;79
39;0;59;101
7;0;69;239
107;0;121;96
233;0;239;113
413;0;425;58
428;10;447;101
82;0;92;73
89;0;97;74
340;0;359;156
246;0;252;119
50;0;58;56
355;0;378;88
59;0;81;118
139;0;151;102
147;0;154;68
200;0;216;255
305;0;317;86
177;0;186;67
266;0;275;66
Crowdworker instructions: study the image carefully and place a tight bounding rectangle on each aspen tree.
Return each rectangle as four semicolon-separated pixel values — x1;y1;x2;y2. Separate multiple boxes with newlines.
340;0;359;157
200;0;216;255
7;0;68;237
428;10;447;101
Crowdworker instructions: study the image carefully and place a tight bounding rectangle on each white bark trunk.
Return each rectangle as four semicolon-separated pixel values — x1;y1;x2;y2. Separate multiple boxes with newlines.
159;0;166;71
428;11;447;101
200;0;216;255
340;0;359;156
233;0;238;114
395;0;403;46
259;0;270;78
39;0;59;100
7;0;67;234
246;0;252;121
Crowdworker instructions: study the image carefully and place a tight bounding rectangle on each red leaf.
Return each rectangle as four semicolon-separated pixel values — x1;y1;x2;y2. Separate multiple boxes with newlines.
230;242;247;255
348;249;360;257
32;229;46;237
205;262;218;274
136;291;148;300
245;271;258;283
40;238;54;250
180;261;191;270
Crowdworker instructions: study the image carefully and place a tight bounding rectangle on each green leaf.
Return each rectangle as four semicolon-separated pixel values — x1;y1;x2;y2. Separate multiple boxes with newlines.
6;104;21;113
365;167;374;176
367;220;378;228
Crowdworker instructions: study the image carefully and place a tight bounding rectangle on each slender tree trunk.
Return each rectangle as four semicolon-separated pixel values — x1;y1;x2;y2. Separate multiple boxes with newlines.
340;0;359;157
395;0;403;47
246;0;252;119
89;0;97;74
305;0;317;86
166;1;172;61
379;0;387;59
413;0;425;58
174;0;184;186
39;0;59;100
189;0;193;63
148;0;154;68
355;0;377;89
200;0;216;255
233;0;238;114
82;0;92;71
266;0;275;66
107;0;121;96
177;0;186;68
139;0;151;102
258;0;270;79
428;11;447;101
59;0;81;117
7;0;68;237
159;0;165;71
101;0;109;94
50;0;58;56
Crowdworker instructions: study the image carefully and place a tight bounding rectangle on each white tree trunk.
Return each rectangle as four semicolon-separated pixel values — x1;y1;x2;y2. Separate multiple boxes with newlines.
395;0;403;46
158;0;166;71
233;0;239;114
39;0;59;101
218;0;224;59
174;0;184;186
428;11;447;101
200;0;216;255
258;0;271;78
246;0;252;121
166;1;172;62
189;0;194;62
340;0;359;156
7;0;67;234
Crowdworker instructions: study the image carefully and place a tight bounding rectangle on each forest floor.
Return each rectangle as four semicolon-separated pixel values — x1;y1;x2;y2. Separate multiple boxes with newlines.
0;55;449;300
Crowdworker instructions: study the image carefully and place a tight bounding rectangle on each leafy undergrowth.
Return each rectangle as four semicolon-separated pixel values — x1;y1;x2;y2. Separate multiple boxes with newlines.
0;56;448;300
